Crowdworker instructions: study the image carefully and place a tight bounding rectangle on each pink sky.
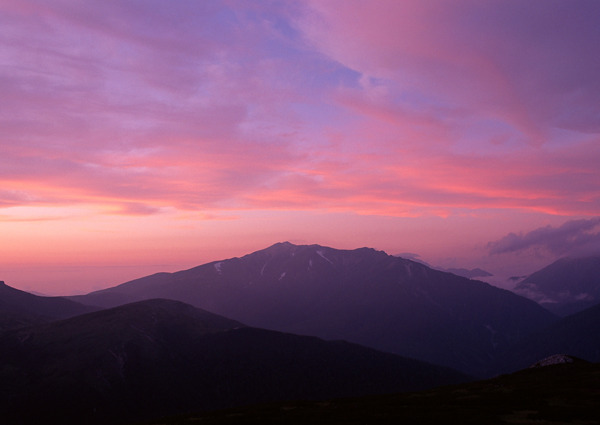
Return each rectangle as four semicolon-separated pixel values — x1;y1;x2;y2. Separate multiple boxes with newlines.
1;0;600;295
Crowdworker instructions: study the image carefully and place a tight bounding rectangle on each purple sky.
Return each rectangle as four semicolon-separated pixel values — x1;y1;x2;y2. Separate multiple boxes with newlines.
1;0;600;294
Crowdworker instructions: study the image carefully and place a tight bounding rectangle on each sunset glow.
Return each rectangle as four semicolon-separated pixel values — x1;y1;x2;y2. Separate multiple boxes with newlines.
2;0;600;294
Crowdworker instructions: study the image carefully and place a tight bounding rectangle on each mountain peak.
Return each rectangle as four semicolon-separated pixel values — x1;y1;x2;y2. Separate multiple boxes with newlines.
261;241;300;252
270;241;295;247
72;241;557;377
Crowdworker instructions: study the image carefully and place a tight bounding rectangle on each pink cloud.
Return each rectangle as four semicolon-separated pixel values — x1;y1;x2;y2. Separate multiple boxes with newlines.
300;0;600;143
1;1;599;221
9;1;600;293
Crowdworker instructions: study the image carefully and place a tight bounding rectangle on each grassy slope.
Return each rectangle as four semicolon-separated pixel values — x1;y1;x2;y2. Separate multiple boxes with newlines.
149;361;600;425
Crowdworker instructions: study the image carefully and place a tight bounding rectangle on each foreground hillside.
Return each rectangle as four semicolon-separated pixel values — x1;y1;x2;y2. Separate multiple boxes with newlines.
148;359;600;425
72;242;557;376
0;299;469;425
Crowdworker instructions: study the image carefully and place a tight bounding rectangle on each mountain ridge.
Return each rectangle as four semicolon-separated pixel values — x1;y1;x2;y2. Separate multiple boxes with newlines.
0;280;99;331
70;242;557;377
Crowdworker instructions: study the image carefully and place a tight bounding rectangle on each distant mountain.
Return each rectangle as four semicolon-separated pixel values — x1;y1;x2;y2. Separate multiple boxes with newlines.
71;242;557;376
444;267;493;279
514;256;600;316
393;254;493;279
496;302;600;373
0;280;98;331
0;299;469;425
151;359;600;425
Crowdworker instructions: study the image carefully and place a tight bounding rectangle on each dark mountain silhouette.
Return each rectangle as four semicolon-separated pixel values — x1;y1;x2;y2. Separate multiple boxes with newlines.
71;242;557;376
514;256;600;316
444;267;493;279
150;359;600;425
0;298;469;425
496;302;600;373
0;280;98;332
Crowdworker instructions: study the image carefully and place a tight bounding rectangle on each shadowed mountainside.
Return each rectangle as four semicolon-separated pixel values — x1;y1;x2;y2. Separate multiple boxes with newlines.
71;242;557;377
0;298;470;425
496;302;600;373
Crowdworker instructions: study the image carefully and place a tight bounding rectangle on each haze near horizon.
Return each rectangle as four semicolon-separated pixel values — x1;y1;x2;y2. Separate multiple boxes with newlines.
2;0;600;295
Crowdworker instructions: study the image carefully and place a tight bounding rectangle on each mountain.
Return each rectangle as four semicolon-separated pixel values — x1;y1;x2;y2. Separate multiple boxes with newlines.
444;267;493;279
393;254;493;279
150;358;600;425
0;280;98;331
514;256;600;316
0;298;469;425
71;242;557;376
496;302;600;373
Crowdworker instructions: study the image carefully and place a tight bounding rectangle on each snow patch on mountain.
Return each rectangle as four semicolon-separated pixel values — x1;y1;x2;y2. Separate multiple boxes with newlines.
317;250;334;265
214;262;223;274
279;272;286;281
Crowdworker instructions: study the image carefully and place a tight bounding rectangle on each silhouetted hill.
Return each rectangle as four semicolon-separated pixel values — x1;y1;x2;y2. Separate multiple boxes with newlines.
515;256;600;316
148;359;600;425
0;298;469;425
72;242;557;376
0;280;98;331
496;302;600;373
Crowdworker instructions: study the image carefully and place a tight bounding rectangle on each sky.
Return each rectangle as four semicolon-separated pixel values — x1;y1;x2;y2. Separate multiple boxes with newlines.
1;0;600;295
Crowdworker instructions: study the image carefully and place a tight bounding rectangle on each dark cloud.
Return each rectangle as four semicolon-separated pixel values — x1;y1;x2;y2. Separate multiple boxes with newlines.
488;218;600;257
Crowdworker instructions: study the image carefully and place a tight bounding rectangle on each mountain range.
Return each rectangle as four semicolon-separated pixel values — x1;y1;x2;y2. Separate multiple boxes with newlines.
0;298;468;425
2;242;600;424
70;242;557;377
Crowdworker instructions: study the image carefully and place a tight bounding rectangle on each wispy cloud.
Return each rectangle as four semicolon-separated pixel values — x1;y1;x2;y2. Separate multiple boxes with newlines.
1;0;599;221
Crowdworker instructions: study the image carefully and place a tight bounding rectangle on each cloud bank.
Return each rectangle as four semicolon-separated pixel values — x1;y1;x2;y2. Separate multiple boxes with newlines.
488;218;600;258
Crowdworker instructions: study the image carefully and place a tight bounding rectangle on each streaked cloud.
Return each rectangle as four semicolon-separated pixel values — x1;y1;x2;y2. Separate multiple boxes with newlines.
2;0;599;220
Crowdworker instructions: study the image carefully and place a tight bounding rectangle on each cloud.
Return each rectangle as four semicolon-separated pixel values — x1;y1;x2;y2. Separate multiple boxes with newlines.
1;0;600;222
488;218;600;257
300;0;600;141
